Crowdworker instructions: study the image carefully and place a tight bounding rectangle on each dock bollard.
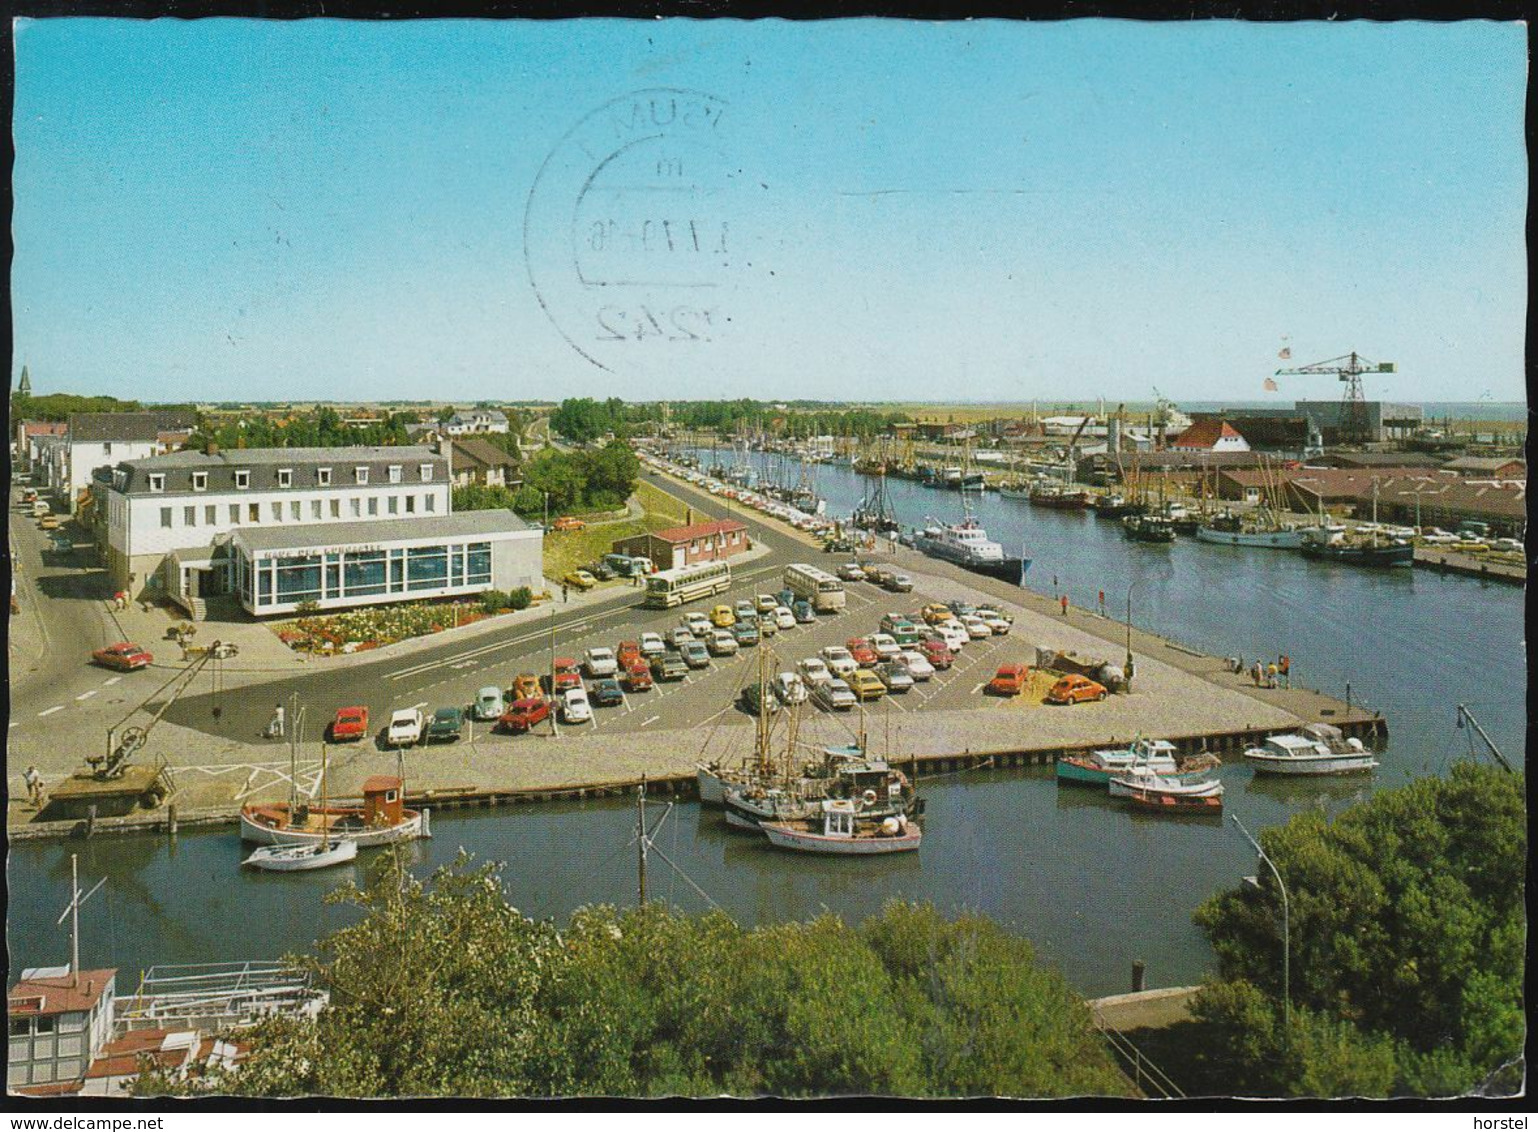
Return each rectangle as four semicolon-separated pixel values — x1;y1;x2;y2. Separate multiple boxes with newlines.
1132;960;1147;993
167;804;178;836
85;805;97;840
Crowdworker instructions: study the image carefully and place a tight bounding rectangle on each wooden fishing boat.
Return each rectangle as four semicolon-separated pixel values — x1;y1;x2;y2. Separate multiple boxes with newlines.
1056;739;1218;787
1125;789;1223;816
242;838;359;872
1108;763;1224;800
760;799;922;855
1029;484;1091;509
240;776;429;846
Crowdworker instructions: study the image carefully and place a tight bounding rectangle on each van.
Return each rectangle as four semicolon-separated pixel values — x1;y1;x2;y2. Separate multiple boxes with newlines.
31;500;50;517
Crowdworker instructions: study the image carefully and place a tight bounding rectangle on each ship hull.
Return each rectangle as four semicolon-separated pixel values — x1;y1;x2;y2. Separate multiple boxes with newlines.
909;538;1029;584
1194;526;1305;549
1243;752;1381;776
1300;543;1414;568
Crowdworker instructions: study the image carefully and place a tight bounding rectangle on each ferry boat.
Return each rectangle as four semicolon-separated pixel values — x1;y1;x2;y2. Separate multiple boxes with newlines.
760;798;922;855
907;514;1029;584
1243;724;1380;776
1056;739;1219;788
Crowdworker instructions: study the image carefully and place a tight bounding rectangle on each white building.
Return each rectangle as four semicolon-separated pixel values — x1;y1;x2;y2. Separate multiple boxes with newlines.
47;412;195;512
100;444;541;616
7;968;116;1094
443;409;510;436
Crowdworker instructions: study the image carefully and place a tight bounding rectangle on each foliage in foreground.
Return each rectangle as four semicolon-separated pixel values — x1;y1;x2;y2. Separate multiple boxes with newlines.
138;855;1130;1098
1191;762;1525;1098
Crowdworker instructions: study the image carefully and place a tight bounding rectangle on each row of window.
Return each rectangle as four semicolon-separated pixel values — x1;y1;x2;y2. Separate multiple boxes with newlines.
235;542;493;607
158;493;437;529
145;463;436;493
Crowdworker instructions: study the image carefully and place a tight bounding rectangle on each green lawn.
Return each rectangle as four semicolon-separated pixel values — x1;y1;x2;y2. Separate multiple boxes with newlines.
543;480;706;583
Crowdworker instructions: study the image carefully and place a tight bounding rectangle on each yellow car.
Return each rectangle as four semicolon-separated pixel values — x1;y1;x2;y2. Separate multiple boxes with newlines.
921;603;953;625
38;514;60;531
562;570;598;591
846;669;887;701
710;604;736;628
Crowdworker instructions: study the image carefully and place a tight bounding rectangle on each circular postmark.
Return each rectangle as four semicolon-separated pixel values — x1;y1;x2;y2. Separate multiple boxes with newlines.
525;88;741;378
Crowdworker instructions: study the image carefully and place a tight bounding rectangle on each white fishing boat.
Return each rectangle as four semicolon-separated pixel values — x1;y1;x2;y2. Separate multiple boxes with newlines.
1108;763;1225;799
1243;723;1380;776
242;838;358;872
760;798;922;855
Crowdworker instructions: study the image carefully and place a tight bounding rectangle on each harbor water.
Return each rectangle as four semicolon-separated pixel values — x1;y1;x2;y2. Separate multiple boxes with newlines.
7;456;1525;997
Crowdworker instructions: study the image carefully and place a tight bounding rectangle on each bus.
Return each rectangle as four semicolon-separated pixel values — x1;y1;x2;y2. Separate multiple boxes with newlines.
783;563;846;613
643;560;732;608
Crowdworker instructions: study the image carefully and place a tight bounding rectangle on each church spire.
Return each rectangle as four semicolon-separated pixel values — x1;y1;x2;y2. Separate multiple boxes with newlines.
17;365;31;397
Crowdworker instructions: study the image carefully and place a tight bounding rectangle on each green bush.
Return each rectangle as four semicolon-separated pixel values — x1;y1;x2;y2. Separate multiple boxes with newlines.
507;587;533;611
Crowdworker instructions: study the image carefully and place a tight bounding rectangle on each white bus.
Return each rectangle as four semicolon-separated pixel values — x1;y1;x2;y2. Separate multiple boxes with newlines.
643;560;733;608
783;563;846;613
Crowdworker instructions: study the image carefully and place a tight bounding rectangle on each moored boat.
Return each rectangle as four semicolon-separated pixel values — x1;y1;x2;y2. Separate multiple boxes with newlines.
1195;510;1305;549
1300;526;1414;568
240;776;429;846
908;513;1029;584
1242;724;1380;776
1056;739;1218;787
1122;513;1177;542
1108;763;1224;799
760;798;922;854
242;838;359;872
1029;484;1091;509
1125;789;1223;816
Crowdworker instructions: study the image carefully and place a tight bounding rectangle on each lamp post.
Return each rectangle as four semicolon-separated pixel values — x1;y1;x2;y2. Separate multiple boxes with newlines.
542;491;550;532
1232;814;1290;1041
1124;579;1140;691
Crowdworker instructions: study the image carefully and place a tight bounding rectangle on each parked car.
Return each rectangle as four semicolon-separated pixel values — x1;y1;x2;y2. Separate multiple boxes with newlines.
799;657;834;687
864;565;894;587
552;657;583;693
387;708;425;748
473;687;506;721
679;640;711;669
589;678;625;707
1047;674;1108;705
732;621;760;647
918;639;955;669
616;641;643;670
895;650;935;680
869;633;901;660
884;573;914;593
932;621;970;650
669;626;697;651
734;599;757;622
330;705;370;741
975;610;1012;635
425;706;465;742
889;621;922;647
846;669;887;701
1418;529;1458;545
685;612;713;638
708;630;739;656
774;671;809;705
92;642;154;671
512;672;543;702
874;662;915;694
921;603;953;625
562;688;593;723
711;604;737;628
792;600;816;623
551;516;587;531
585;647;619;677
651;652;689;681
959;615;992;640
639;632;667;657
820;645;858;677
39;515;60;531
755;593;779;613
845;638;878;666
623;662;653;692
813;678;857;712
774;605;796;630
562;570;597;591
756;613;778;638
947;600;978;618
741;681;781;716
987;664;1030;696
776;588;796;609
837;562;866;582
497;697;550;733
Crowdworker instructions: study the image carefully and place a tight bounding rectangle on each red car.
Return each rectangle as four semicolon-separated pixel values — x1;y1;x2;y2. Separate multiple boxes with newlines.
1047;674;1108;705
552;657;583;693
987;664;1030;697
918;639;954;669
92;642;153;671
330;705;370;741
498;698;551;733
845;638;879;667
623;662;653;692
616;641;643;670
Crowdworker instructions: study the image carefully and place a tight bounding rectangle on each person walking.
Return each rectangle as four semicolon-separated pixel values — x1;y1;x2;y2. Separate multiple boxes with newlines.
1279;654;1291;689
1060;594;1069;617
1266;662;1279;689
562;583;569;603
269;703;285;739
23;764;43;808
1098;590;1106;617
1251;661;1263;687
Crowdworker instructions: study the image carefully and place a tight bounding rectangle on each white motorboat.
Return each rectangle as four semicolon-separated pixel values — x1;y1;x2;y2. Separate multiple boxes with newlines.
242;838;358;872
1243;723;1380;776
1108;763;1224;799
760;798;922;855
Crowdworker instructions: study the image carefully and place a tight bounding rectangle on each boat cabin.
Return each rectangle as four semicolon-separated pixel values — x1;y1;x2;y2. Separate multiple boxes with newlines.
362;776;404;827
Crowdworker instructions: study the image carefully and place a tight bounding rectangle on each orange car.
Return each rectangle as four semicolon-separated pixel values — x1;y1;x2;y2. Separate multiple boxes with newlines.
512;672;543;702
1047;674;1108;705
551;516;587;531
92;642;153;671
330;706;370;741
616;641;643;670
987;664;1030;696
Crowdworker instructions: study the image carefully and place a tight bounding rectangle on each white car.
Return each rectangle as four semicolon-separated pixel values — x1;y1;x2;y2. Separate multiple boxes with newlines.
837;562;865;582
685;612;712;638
755;593;779;613
585;647;619;677
1492;538;1525;553
562;687;592;724
799;657;833;687
959;615;992;640
813;678;857;712
869;633;902;660
895;650;935;681
386;708;424;748
473;686;506;721
774;671;809;705
975;611;1012;635
708;630;739;656
933;621;970;651
774;605;796;630
639;632;667;657
1418;529;1457;545
819;645;858;678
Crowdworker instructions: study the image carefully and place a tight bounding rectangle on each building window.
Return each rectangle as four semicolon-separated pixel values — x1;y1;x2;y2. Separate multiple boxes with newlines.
355;467;369;485
277;469;293;488
161;507;173;528
249;503;260;523
342;550;388;596
235;470;251;489
405;495;416;513
330;499;341;518
230;504;241;524
467;542;492;585
271;502;283;522
8;1018;27;1037
350;498;361;518
206;505;216;524
425;494;436;512
368;497;379;516
419;464;434;482
388;465;403;484
317;468;332;487
103;442;113;456
148;474;165;493
289;500;301;521
311;500;322;519
388;496;399;515
273;553;324;605
184;506;196;526
407;546;449;590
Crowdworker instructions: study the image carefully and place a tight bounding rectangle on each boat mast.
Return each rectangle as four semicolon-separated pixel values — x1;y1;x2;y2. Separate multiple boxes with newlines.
1457;704;1515;773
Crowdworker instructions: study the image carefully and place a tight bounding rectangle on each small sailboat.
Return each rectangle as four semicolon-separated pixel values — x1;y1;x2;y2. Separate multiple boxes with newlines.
243;838;359;872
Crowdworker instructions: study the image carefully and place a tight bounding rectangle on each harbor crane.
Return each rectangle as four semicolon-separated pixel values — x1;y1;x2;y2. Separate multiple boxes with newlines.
1274;352;1396;446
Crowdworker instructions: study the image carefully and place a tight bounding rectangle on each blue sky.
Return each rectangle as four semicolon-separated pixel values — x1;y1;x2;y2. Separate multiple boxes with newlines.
12;18;1527;405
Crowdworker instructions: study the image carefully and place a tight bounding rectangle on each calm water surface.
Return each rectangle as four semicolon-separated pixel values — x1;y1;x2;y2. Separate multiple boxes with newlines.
7;457;1524;997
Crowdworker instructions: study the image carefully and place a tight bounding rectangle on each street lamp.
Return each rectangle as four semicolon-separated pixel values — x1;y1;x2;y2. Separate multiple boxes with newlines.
1232;814;1290;1041
1124;579;1140;691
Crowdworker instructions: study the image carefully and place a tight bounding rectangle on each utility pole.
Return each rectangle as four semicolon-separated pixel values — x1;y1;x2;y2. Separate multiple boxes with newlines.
636;775;648;906
1124;580;1140;691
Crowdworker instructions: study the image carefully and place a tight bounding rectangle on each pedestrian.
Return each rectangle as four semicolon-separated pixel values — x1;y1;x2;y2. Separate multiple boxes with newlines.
1251;661;1262;686
270;703;285;739
562;583;569;603
1236;654;1243;676
1279;654;1291;688
1267;662;1279;688
1060;594;1069;617
1098;590;1106;617
23;764;43;808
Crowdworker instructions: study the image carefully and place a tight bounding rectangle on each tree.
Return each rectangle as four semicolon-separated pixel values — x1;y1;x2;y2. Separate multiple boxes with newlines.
1192;763;1524;1097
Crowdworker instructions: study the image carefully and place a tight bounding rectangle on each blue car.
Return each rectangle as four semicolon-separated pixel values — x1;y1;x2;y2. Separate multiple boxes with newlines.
792;600;816;623
589;678;625;707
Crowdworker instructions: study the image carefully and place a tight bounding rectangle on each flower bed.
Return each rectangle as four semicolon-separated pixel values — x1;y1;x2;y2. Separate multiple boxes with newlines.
272;590;537;653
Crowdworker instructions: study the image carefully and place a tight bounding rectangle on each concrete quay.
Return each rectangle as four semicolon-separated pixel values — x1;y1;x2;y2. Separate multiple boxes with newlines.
1412;546;1525;585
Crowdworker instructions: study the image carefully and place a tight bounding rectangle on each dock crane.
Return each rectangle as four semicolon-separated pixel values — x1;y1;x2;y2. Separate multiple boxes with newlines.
1063;415;1092;485
1274;351;1396;446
